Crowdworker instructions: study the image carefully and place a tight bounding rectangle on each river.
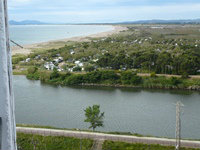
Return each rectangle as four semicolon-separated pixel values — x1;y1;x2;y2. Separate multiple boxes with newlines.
14;75;200;139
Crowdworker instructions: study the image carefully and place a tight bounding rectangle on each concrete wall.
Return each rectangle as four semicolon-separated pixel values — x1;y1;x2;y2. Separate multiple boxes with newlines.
0;0;17;149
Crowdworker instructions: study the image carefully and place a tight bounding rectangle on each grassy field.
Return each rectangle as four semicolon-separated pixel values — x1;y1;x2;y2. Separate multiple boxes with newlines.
17;133;93;150
102;141;200;150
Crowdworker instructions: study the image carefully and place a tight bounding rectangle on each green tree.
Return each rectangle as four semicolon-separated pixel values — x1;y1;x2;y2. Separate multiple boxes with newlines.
50;68;60;79
27;66;38;74
26;66;40;80
85;65;95;72
73;66;82;72
84;105;104;131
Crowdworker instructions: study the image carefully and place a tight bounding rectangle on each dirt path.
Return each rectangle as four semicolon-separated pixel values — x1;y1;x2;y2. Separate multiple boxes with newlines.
138;73;200;79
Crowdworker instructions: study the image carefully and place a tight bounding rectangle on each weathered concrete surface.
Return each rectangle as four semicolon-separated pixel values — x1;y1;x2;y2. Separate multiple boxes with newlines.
17;127;200;149
0;0;17;150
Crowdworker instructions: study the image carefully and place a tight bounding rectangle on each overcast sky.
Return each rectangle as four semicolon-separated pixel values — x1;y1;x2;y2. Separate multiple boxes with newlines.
8;0;200;23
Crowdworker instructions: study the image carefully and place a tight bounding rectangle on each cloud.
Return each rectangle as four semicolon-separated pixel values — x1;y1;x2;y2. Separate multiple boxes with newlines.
8;0;200;23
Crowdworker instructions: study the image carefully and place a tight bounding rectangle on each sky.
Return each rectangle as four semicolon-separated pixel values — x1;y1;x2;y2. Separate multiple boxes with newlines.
8;0;200;23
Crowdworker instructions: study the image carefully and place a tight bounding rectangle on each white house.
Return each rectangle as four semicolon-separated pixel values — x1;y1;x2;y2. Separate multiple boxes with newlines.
44;62;55;70
53;57;63;64
26;58;31;62
34;55;41;60
70;49;75;55
75;61;84;67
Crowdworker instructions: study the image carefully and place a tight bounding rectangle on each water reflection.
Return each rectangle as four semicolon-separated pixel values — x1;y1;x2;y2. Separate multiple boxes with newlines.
14;76;200;139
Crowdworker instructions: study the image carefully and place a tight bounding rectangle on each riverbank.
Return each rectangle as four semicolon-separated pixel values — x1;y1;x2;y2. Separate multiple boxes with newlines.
12;25;127;55
25;69;200;91
16;127;200;149
17;132;93;150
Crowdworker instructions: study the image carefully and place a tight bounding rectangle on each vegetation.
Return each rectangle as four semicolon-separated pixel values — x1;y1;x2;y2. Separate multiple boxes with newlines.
26;66;40;80
17;133;93;150
26;69;200;90
16;124;147;137
84;105;105;131
102;141;200;150
13;25;200;75
13;25;200;90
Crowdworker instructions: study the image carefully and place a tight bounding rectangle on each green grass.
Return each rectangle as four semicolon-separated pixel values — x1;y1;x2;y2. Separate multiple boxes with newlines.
17;133;93;150
102;141;200;150
13;70;28;75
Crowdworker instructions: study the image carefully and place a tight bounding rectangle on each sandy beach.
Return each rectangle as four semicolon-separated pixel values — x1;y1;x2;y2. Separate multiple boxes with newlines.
12;25;127;55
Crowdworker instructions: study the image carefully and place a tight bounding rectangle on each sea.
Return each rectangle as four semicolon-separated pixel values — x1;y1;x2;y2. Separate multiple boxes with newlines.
10;25;114;45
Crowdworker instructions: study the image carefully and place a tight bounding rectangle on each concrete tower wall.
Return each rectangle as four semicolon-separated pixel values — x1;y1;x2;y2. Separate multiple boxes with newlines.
0;0;17;149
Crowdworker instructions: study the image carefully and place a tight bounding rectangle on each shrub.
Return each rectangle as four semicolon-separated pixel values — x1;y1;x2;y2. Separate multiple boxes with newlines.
121;71;137;85
64;74;84;85
170;77;182;86
17;133;93;150
27;66;38;74
181;72;189;79
130;75;142;85
26;67;40;80
26;72;40;80
102;141;196;150
85;65;95;72
50;68;60;79
83;71;102;83
73;66;82;72
12;55;26;64
150;72;157;78
40;71;51;82
100;70;119;81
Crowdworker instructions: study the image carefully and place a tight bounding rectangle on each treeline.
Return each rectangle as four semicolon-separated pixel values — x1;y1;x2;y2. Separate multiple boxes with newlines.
97;49;200;75
14;26;200;75
26;67;200;90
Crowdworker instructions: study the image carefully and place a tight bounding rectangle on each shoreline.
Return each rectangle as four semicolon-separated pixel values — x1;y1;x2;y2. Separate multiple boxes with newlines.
12;25;127;55
13;72;200;91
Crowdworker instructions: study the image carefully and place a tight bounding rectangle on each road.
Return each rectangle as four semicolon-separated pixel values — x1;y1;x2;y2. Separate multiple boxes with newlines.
17;127;200;149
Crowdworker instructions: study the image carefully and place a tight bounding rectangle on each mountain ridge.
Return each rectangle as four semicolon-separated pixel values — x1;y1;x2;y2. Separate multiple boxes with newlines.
9;19;200;25
9;20;48;25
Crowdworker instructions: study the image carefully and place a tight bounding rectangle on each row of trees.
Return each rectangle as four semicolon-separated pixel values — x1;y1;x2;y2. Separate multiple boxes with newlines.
27;67;200;90
46;69;142;86
97;49;200;75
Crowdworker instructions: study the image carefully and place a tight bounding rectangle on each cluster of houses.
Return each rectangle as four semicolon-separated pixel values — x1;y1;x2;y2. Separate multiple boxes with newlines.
42;53;94;72
21;36;200;74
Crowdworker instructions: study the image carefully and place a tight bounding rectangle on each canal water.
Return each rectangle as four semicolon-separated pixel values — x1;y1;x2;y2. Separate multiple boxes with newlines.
14;75;200;139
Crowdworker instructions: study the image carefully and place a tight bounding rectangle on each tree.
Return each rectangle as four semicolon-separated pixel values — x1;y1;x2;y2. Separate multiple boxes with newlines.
121;71;141;85
50;68;60;79
85;65;95;72
27;66;38;74
73;66;82;72
84;105;104;131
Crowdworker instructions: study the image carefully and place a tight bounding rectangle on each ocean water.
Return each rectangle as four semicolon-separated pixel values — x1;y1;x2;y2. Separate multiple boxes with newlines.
10;25;114;45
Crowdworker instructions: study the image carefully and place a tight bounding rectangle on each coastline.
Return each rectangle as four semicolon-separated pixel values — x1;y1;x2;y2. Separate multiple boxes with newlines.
12;25;127;55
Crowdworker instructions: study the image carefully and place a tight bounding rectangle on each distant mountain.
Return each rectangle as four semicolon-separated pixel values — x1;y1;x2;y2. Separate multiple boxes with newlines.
118;19;200;24
9;19;200;25
9;20;48;25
